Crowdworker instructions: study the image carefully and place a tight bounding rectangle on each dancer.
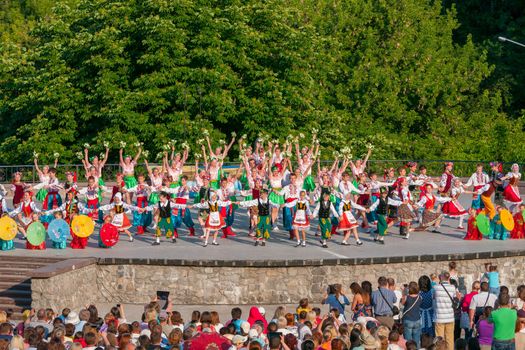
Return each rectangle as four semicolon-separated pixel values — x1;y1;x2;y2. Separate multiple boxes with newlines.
368;187;403;244
44;188;90;249
190;191;227;247
489;206;508;240
465;164;490;212
441;178;470;229
337;192;369;246
396;177;417;239
77;176;107;223
126;174;152;234
98;193;139;242
290;190;311;247
349;147;372;179
144;159;164;205
503;163;522;213
11;172;27;208
9;190;44;249
33;156;58;203
478;163;504;220
165;146;189;184
216;178;236;238
438;162;454;196
268;160;288;231
119;145;142;201
279;173;302;239
237;189;277;246
143;191;176;245
464;208;482;240
165;175;196;237
414;184;451;232
311;192;339;248
510;204;525;239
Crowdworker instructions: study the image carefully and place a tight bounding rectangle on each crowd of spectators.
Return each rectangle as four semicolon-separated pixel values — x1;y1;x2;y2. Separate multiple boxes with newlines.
0;263;523;350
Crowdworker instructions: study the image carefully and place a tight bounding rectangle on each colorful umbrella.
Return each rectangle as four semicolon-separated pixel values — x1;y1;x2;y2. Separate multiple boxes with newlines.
27;222;46;246
47;219;70;242
476;213;490;236
0;216;18;241
100;223;119;247
71;215;95;238
500;209;515;231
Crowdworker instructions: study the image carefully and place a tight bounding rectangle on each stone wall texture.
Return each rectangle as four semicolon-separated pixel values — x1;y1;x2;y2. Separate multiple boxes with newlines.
32;264;99;311
32;256;525;308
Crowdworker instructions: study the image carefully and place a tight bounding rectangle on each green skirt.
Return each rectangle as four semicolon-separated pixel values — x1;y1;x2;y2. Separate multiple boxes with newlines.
210;180;220;190
124;175;137;189
256;215;272;240
351;180;359;195
230;195;238;209
149;192;160;204
98;178;106;202
36;188;48;202
269;191;285;205
319;218;332;240
303;175;316;192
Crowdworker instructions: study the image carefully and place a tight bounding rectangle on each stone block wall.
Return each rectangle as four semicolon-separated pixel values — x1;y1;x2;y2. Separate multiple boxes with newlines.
32;264;99;311
94;256;525;305
31;256;525;309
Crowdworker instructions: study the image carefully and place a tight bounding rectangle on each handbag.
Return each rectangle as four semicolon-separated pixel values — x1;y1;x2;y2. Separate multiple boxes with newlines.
378;288;400;316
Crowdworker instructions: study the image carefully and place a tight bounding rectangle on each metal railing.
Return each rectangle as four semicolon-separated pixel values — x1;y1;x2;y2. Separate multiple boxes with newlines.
0;160;521;183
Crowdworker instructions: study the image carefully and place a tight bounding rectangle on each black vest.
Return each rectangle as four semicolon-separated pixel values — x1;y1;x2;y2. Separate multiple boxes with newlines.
258;198;270;216
199;186;210;201
319;201;332;218
115;204;124;214
376;197;389;216
320;186;331;197
158;202;171;218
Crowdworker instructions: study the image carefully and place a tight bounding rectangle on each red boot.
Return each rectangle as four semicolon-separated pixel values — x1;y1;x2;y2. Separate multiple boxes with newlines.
173;229;179;238
221;228;228;238
189;227;195;236
136;226;144;235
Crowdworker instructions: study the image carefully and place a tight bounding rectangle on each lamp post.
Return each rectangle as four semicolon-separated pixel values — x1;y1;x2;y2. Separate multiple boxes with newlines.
498;36;525;48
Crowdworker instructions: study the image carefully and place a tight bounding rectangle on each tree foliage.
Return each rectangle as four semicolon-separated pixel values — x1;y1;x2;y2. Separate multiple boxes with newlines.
0;0;524;164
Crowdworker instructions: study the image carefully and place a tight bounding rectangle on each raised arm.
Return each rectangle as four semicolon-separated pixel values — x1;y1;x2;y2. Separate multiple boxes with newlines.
119;148;125;166
99;147;110;168
205;135;215;158
133;147;142;164
201;145;209;169
363;148;372;168
144;159;153;176
182;147;189;164
33;158;43;177
53;156;59;168
222;136;236;159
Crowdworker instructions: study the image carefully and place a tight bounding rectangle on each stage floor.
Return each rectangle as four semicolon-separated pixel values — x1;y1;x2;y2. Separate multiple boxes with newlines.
2;196;525;262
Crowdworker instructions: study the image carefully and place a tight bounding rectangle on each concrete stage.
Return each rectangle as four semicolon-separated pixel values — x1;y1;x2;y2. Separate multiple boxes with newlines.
2;196;525;262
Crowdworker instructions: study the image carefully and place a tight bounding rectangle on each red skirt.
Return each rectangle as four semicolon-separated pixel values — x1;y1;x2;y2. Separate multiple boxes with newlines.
442;200;467;217
357;194;370;206
112;213;132;230
205;212;226;230
292;210;310;229
337;212;358;232
504;185;522;203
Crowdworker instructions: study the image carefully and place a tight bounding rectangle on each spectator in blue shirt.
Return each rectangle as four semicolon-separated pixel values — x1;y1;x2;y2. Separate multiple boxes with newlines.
371;276;397;329
483;263;500;296
321;284;350;317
